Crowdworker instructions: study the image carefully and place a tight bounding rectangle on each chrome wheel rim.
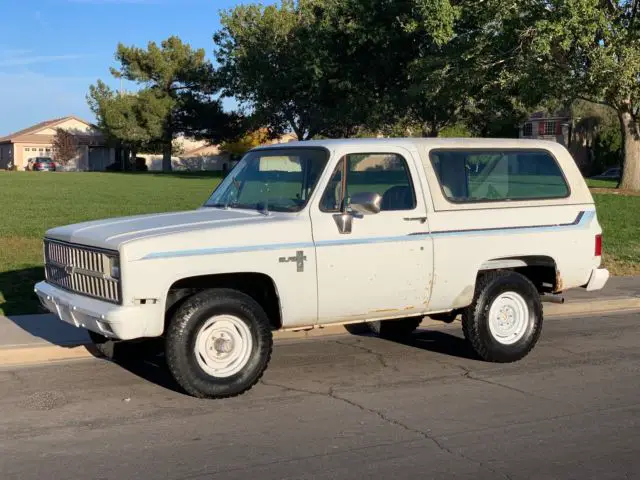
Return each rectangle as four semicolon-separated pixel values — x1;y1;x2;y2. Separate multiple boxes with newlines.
487;292;530;345
195;315;253;378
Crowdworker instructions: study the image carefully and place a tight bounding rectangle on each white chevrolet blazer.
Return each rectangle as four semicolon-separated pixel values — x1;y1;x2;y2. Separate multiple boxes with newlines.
35;138;609;398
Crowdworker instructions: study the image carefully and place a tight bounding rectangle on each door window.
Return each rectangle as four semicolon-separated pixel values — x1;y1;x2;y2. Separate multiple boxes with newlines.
320;153;416;212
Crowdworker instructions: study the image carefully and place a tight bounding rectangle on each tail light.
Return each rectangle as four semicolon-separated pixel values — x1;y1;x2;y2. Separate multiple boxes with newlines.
595;234;602;257
34;163;41;169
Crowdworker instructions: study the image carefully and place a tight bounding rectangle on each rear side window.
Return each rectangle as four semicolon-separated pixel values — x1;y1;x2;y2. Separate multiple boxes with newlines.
429;149;570;202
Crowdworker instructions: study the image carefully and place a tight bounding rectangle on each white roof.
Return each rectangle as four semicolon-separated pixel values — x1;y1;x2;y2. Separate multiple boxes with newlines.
257;137;564;151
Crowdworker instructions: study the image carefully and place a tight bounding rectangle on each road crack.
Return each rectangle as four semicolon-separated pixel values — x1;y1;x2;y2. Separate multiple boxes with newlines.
327;387;514;480
261;380;513;480
331;339;400;372
463;371;553;403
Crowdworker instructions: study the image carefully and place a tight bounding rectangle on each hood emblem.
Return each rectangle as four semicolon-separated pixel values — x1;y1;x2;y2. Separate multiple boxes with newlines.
64;265;76;275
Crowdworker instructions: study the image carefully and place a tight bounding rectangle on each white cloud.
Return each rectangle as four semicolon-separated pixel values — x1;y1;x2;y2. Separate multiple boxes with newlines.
0;54;85;67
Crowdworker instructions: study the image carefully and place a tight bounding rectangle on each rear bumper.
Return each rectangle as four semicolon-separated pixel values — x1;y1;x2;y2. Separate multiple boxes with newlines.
34;281;163;340
585;267;610;292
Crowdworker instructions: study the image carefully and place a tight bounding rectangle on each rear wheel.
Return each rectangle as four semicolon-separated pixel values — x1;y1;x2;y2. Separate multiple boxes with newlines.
367;317;423;339
462;271;543;363
165;289;273;399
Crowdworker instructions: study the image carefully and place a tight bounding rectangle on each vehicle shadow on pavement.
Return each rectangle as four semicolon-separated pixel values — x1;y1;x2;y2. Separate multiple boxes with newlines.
345;325;480;361
0;267;46;317
0;267;94;349
399;329;480;360
110;354;186;396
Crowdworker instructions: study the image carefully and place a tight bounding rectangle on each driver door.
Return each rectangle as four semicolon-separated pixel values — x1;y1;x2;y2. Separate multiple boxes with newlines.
310;147;433;325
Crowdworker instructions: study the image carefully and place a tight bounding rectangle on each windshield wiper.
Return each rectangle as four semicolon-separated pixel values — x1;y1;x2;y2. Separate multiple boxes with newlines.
257;181;269;216
257;199;269;216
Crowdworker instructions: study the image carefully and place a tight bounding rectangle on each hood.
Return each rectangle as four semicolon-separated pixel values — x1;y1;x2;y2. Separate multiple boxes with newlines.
45;208;279;251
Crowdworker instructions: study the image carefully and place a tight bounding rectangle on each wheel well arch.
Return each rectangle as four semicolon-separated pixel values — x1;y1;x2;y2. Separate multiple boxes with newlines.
165;272;282;331
479;255;561;293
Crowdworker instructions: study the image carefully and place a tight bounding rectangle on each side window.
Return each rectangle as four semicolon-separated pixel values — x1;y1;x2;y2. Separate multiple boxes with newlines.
430;149;570;202
320;159;344;212
320;153;417;212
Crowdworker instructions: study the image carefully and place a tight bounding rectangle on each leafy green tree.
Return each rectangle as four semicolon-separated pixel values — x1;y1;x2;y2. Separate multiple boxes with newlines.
87;80;171;169
214;0;458;140
108;36;215;171
507;0;640;190
214;1;335;140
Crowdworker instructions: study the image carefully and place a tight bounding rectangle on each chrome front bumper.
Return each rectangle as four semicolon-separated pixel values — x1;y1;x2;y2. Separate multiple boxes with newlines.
34;281;162;340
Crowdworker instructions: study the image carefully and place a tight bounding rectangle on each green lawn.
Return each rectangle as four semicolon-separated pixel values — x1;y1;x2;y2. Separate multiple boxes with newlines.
587;178;618;189
0;172;223;316
0;171;638;316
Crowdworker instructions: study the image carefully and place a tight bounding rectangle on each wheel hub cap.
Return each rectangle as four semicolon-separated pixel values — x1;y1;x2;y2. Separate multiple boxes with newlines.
488;292;530;345
195;315;253;378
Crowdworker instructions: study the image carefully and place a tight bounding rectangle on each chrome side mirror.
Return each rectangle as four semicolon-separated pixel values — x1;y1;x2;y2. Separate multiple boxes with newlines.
332;192;382;234
349;192;382;215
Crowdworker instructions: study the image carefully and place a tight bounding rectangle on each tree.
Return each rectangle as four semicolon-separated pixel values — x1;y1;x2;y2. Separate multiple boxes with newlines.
219;128;271;159
51;128;79;166
88;80;171;169
107;36;218;171
214;1;336;140
213;1;457;140
506;0;640;191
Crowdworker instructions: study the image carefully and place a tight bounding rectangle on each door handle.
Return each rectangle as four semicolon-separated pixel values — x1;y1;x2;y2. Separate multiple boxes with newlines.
403;216;427;223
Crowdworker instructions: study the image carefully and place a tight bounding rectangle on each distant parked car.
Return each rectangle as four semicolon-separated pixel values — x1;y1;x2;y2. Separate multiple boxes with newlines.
27;157;57;171
591;167;620;180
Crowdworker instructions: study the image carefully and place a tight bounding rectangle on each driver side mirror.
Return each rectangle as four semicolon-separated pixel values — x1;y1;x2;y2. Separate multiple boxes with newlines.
332;192;382;234
348;192;382;215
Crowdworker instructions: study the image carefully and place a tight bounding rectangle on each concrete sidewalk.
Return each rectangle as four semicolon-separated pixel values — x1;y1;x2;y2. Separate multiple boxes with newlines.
0;276;638;367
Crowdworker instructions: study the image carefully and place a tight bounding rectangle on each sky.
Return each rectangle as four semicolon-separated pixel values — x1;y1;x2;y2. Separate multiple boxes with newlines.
0;0;252;135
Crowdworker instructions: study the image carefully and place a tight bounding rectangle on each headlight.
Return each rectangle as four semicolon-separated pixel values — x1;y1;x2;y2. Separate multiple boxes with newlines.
109;256;120;279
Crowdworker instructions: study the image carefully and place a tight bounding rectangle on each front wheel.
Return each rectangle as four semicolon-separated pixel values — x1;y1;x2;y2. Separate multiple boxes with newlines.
165;289;273;399
462;271;543;363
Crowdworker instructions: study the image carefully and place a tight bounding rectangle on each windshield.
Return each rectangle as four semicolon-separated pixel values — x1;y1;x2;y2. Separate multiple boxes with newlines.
204;148;329;213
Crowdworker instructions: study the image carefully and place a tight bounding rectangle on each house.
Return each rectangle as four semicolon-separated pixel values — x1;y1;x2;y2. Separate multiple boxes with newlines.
519;111;572;145
0;115;299;172
0;116;115;171
519;111;590;171
140;132;299;172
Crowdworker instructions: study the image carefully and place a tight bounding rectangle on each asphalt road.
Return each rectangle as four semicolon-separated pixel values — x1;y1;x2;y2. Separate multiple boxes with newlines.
1;312;640;480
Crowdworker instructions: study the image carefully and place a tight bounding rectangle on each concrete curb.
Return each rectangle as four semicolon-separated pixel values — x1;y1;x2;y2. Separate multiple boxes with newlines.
2;297;640;368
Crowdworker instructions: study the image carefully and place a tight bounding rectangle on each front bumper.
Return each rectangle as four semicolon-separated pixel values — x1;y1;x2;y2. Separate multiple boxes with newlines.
585;267;610;292
34;281;163;340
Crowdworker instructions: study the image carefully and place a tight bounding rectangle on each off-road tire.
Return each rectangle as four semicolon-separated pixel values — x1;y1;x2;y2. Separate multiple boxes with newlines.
367;317;423;339
462;270;543;363
165;289;273;399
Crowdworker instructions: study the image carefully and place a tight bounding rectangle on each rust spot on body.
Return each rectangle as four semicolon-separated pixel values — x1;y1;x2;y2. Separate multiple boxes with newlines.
555;269;564;293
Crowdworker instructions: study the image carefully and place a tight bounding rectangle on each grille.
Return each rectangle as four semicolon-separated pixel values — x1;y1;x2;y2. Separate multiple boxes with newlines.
44;239;121;304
